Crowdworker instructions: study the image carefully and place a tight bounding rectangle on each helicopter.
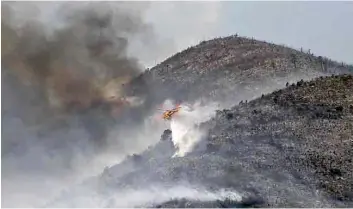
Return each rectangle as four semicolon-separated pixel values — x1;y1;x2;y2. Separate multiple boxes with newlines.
158;103;182;121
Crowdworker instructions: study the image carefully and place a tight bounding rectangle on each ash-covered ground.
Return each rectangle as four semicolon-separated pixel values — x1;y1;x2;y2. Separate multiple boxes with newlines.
2;2;353;208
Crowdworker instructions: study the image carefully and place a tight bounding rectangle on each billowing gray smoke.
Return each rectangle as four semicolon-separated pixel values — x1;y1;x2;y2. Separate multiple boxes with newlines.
2;1;154;149
1;2;158;207
2;1;149;112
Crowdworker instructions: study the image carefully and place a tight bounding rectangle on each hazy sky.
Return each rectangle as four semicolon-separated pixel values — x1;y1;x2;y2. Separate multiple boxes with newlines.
5;1;353;67
142;1;353;67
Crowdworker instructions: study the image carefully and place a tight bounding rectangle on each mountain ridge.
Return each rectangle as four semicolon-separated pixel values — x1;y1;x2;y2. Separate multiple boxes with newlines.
123;35;353;122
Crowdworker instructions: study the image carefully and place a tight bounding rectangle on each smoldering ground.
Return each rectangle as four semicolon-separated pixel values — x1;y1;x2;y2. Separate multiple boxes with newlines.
1;1;166;207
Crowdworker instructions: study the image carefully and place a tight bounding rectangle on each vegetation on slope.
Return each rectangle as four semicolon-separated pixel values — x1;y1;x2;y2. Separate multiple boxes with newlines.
208;74;353;202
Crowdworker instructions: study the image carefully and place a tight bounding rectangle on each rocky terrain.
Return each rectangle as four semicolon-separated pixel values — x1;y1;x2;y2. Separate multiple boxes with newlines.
46;35;353;208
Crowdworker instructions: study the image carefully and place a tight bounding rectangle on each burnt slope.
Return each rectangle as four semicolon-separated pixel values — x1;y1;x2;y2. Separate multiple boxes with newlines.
134;74;353;207
50;75;353;208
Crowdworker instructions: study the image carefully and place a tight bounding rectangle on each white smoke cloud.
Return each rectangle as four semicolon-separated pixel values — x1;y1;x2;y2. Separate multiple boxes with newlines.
114;185;242;207
48;184;242;207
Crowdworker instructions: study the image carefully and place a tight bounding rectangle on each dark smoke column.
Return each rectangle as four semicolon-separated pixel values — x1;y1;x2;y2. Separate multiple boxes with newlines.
1;1;154;158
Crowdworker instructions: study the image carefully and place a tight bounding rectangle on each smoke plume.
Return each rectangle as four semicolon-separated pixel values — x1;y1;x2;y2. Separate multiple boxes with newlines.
1;1;157;148
1;2;160;207
2;2;150;113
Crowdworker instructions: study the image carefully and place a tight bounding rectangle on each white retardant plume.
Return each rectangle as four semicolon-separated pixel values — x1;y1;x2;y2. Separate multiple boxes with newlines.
163;100;220;157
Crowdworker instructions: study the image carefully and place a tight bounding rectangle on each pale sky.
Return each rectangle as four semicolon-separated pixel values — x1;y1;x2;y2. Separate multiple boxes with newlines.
220;1;353;64
140;1;353;67
4;1;353;67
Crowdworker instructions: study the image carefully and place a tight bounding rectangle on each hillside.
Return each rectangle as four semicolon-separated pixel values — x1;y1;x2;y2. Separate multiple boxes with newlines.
206;74;353;203
125;35;352;113
48;74;353;208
